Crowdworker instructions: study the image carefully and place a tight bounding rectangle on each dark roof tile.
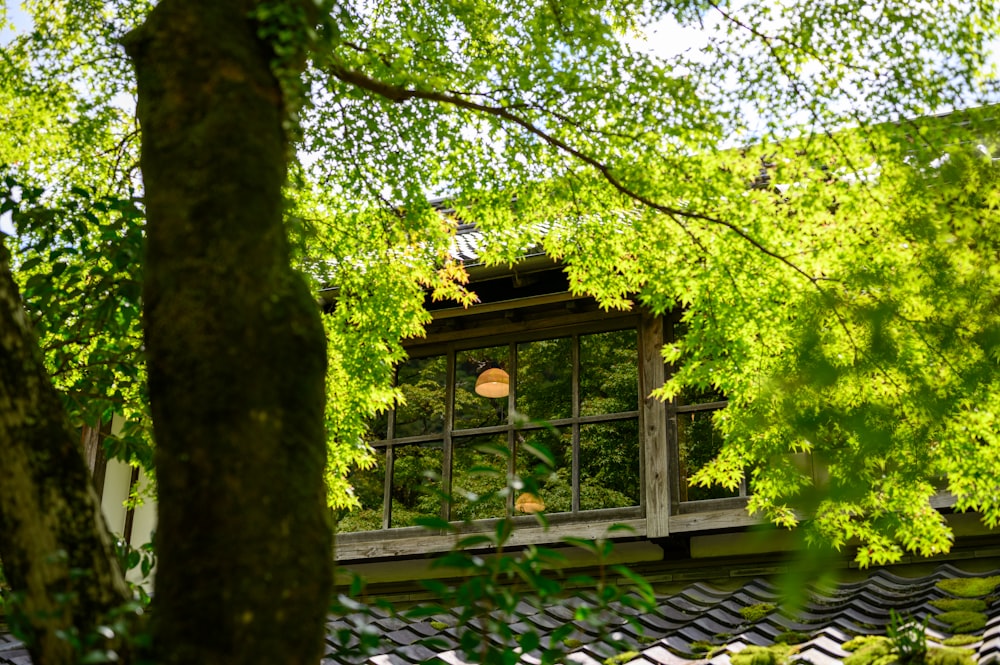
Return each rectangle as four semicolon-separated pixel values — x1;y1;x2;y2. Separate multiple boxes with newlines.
8;562;1000;664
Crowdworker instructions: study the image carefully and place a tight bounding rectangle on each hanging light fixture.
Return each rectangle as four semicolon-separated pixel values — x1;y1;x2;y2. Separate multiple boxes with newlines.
474;367;509;398
515;492;545;514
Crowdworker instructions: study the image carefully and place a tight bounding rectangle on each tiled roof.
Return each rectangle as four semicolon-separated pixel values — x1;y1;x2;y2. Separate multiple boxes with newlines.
0;630;28;665
4;564;1000;664
451;222;551;266
320;564;1000;665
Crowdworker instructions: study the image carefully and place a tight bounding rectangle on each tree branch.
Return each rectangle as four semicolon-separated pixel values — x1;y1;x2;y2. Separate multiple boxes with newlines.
326;61;820;284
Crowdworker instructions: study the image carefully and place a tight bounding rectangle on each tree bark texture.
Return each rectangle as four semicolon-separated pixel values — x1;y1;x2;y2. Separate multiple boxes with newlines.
124;2;332;664
0;243;131;665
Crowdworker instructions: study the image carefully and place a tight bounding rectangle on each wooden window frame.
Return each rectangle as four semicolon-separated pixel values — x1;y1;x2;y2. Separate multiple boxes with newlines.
363;318;643;519
334;301;758;561
660;315;755;535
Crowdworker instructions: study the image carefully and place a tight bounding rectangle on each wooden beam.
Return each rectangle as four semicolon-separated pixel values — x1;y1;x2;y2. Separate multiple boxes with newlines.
669;509;762;533
640;313;670;537
334;518;647;561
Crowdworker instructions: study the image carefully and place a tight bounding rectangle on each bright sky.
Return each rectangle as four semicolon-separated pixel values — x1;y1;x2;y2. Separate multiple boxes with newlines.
0;2;30;46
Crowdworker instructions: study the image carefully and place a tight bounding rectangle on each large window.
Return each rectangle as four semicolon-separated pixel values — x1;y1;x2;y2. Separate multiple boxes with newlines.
338;325;641;534
333;304;758;555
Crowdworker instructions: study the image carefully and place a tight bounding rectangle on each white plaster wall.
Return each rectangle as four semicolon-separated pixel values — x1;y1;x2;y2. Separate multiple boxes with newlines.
100;415;157;586
100;457;132;536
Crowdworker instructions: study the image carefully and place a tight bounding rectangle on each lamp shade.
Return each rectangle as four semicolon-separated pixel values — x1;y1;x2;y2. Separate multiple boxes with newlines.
515;492;546;514
474;367;509;398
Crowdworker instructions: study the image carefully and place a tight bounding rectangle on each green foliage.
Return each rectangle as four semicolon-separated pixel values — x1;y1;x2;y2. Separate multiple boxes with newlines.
114;538;156;608
604;651;639;665
936;576;1000;598
7;1;1000;663
729;644;793;665
739;603;776;622
887;610;928;662
5;0;1000;583
689;640;718;654
843;636;895;665
929;599;987;613
0;176;152;467
925;647;977;665
250;0;327;131
774;630;810;645
844;613;976;665
844;636;975;665
941;635;980;647
934;611;987;634
297;0;1000;560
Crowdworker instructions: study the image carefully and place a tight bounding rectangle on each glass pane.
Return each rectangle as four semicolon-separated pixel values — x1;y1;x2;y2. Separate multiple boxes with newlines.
390;442;443;528
450;434;509;521
395;355;447;438
455;345;509;430
516;337;572;422
580;329;638;416
515;428;572;515
678;409;737;501
579;419;640;510
336;448;386;533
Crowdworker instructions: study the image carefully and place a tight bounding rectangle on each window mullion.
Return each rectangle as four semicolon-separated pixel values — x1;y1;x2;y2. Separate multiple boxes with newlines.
382;446;393;531
571;334;581;514
442;348;456;522
382;373;398;531
506;342;516;516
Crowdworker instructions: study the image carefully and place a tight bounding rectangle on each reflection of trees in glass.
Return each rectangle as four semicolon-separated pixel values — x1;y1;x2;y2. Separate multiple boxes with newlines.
455;345;508;429
451;435;507;520
678;410;736;501
395;355;446;437
339;326;644;533
336;448;385;532
391;443;442;527
580;420;639;509
516;338;571;421
581;330;637;416
367;410;388;442
677;385;735;501
515;428;572;514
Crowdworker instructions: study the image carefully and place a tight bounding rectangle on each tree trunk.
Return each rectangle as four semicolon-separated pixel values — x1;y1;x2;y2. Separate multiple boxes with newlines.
124;2;332;664
0;242;131;664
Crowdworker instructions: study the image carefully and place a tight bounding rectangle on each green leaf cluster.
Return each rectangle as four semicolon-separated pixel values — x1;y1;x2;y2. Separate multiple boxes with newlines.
6;0;1000;558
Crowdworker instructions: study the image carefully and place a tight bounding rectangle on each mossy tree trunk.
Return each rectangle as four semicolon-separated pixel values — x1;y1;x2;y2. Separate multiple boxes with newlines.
124;1;332;664
0;243;131;665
